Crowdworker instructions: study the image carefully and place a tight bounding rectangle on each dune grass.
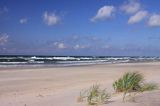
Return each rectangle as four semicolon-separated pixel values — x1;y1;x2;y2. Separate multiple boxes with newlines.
78;72;159;104
77;84;110;105
113;72;158;102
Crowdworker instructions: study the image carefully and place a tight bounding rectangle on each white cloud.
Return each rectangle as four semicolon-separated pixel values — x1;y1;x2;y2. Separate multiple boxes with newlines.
91;5;115;22
43;11;60;26
74;44;80;49
0;33;9;46
128;10;148;24
58;43;65;49
121;0;140;14
54;42;66;49
148;14;160;27
73;44;89;49
19;18;28;24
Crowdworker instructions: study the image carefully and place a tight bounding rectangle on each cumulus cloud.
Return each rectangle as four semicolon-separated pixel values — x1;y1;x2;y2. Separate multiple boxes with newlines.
91;5;115;22
121;0;140;14
128;10;148;24
54;42;66;49
19;18;28;24
148;14;160;27
43;11;60;26
0;33;9;46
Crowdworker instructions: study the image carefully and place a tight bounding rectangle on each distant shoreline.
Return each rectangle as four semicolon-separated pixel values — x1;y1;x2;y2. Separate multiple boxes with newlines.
0;61;160;71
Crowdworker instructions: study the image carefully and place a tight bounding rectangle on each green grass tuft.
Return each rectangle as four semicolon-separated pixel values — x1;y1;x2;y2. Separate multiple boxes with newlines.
78;84;110;105
113;72;144;101
113;72;143;92
113;72;159;102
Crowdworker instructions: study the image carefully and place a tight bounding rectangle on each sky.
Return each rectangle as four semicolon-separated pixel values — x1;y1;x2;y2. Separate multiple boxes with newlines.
0;0;160;56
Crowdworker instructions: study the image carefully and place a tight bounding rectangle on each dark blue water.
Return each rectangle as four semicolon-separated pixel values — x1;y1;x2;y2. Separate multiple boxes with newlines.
0;55;160;67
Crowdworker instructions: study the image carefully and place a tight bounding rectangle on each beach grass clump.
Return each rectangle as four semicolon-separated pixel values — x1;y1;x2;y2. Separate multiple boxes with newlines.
113;72;143;92
113;72;159;102
77;84;110;105
113;72;144;101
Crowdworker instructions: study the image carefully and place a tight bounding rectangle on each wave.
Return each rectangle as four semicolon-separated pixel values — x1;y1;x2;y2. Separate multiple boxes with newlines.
0;56;160;67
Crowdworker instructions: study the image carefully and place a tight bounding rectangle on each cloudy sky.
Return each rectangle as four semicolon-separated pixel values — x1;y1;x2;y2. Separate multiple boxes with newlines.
0;0;160;56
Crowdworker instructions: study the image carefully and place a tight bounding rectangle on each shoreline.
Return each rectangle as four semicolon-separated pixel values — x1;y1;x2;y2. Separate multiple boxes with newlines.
0;61;160;71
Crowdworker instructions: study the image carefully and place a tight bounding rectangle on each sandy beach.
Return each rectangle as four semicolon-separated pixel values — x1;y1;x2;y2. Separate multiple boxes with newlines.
0;62;160;106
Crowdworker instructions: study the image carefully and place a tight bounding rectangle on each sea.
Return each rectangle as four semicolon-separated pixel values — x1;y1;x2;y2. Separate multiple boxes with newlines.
0;55;160;68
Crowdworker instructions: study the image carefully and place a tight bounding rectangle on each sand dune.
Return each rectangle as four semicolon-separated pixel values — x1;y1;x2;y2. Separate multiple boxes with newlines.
0;62;160;106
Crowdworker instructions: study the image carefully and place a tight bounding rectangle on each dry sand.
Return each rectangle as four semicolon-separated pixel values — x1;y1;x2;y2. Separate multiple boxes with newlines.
0;62;160;106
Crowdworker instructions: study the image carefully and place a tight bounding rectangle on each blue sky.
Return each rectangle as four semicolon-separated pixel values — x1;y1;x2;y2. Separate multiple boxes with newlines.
0;0;160;56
